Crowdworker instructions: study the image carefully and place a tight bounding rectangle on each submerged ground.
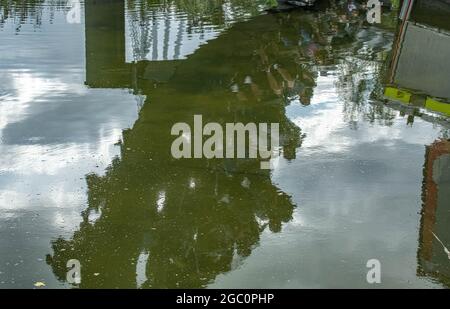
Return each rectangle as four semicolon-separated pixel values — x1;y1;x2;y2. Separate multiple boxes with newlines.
0;0;449;288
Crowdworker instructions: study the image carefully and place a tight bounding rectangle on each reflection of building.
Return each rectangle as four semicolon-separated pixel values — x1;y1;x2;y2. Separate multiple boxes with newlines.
385;0;450;117
418;139;450;287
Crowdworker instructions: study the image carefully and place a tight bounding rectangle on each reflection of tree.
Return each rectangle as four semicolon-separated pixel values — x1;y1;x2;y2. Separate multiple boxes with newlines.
331;4;398;129
1;0;44;27
47;154;295;288
125;0;273;32
0;0;269;31
336;57;396;129
0;0;65;29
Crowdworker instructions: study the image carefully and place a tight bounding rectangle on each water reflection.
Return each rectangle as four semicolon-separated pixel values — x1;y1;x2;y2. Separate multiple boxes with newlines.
45;1;392;288
124;0;271;62
0;0;68;30
47;0;306;288
1;0;449;289
0;0;140;288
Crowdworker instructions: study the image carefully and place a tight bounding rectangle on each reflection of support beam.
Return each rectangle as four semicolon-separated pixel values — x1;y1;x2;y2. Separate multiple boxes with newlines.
85;0;131;88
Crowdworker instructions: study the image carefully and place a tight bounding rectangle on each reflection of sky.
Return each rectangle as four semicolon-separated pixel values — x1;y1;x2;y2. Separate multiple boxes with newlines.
0;12;138;211
1;2;448;289
211;68;445;289
286;75;439;153
0;5;139;287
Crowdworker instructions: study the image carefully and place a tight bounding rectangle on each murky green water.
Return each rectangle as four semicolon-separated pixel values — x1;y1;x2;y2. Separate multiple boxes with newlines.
0;0;449;288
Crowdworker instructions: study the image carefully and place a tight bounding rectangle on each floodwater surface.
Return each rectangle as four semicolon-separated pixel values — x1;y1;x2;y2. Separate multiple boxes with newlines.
0;0;449;288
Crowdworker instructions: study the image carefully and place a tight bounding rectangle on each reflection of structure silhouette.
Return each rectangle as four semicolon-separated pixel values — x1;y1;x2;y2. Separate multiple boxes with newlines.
385;0;450;120
46;0;389;288
418;139;450;287
47;0;306;288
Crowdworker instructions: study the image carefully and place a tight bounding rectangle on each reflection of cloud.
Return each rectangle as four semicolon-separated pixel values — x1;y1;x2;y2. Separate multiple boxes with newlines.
0;190;28;210
0;74;138;214
0;69;139;214
0;125;127;212
0;72;75;140
0;129;123;176
0;4;141;287
264;73;445;288
285;76;349;153
0;71;91;145
285;75;440;158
